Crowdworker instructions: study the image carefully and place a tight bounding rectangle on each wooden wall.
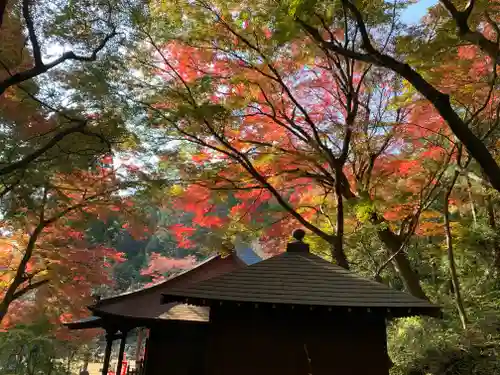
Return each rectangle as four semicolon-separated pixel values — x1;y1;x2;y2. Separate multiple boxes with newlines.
205;306;390;375
142;306;390;375
144;321;208;375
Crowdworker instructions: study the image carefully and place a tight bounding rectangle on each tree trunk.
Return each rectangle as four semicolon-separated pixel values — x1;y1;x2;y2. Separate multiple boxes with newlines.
0;223;44;325
444;216;468;329
0;300;10;325
466;177;477;225
333;168;349;270
376;225;429;300
444;172;468;329
330;241;349;269
0;277;49;325
485;194;500;273
340;177;426;298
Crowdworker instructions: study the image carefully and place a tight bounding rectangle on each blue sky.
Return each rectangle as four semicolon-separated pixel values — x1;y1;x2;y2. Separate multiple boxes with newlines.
401;0;438;24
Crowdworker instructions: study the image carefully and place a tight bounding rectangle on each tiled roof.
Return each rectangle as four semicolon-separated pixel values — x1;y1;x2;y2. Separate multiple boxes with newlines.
90;253;245;320
65;304;210;330
66;252;258;330
162;251;440;317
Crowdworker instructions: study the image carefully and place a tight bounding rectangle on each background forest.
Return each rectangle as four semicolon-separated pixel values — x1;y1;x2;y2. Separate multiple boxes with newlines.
0;0;499;374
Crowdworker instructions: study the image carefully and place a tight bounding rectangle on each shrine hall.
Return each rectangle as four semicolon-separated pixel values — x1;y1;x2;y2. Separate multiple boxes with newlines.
67;231;440;375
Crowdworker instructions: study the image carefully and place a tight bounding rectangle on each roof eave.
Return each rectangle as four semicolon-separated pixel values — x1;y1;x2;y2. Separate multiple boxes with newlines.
63;316;104;330
161;293;441;318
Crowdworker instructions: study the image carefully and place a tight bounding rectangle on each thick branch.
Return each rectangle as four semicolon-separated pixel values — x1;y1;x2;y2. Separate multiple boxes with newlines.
0;119;113;177
0;27;117;96
0;222;45;322
297;19;376;65
22;0;42;66
0;122;86;176
333;167;349;269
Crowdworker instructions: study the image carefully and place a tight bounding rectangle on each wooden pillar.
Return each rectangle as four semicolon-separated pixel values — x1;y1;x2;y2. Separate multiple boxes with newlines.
116;330;128;375
102;331;115;375
135;328;143;363
141;335;150;375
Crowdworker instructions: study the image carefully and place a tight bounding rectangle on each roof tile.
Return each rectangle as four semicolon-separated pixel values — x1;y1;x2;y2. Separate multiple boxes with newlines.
162;252;440;316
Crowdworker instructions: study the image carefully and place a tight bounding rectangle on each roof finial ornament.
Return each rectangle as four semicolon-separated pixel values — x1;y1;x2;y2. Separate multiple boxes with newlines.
287;229;309;253
292;228;305;241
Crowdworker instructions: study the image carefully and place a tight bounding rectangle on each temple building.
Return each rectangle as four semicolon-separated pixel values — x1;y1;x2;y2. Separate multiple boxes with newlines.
161;231;440;375
68;232;440;375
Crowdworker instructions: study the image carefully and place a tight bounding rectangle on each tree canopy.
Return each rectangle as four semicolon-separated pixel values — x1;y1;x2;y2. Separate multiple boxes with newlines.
1;0;500;374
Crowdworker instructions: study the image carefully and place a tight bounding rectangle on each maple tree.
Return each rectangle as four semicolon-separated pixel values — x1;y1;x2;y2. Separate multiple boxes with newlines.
0;0;156;329
293;0;500;191
130;0;430;298
143;32;362;267
0;158;145;327
0;0;142;190
140;253;197;286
